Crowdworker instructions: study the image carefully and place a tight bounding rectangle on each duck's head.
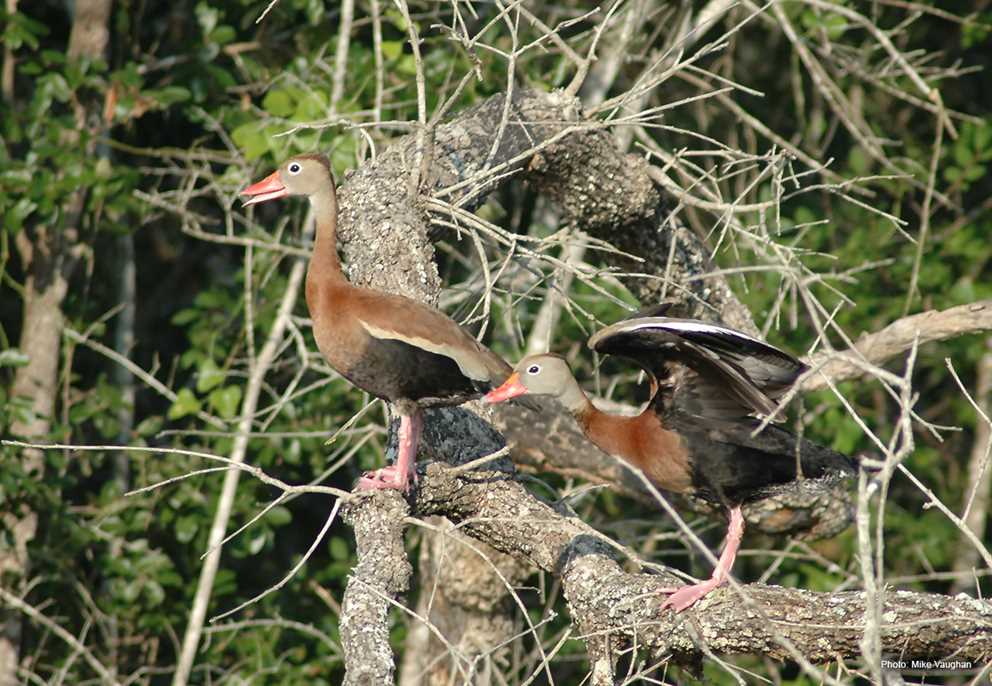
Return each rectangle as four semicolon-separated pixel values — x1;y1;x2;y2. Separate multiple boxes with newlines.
241;154;333;206
483;354;575;403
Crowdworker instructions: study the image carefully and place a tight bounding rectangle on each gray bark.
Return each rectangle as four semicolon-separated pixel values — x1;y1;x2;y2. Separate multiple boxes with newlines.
334;91;579;682
341;493;412;686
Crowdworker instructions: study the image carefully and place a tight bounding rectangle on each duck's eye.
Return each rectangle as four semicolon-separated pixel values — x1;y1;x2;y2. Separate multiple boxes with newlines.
526;364;541;375
287;162;302;175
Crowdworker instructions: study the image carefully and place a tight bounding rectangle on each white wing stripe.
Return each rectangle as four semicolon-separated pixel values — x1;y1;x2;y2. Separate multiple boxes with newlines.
614;318;767;346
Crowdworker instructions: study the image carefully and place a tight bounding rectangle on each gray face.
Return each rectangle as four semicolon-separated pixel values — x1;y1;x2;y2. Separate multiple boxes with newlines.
514;354;574;398
279;156;332;197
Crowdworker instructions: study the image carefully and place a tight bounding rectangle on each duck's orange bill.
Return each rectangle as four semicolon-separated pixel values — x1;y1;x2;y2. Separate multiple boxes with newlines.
483;372;527;403
241;171;287;206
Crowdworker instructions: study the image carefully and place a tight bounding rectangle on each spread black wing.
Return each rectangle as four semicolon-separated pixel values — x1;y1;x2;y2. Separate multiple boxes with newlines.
588;316;807;421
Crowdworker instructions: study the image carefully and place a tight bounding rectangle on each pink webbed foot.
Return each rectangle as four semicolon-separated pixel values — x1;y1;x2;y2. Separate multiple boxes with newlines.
357;411;423;494
358;464;417;492
660;505;744;613
659;577;725;613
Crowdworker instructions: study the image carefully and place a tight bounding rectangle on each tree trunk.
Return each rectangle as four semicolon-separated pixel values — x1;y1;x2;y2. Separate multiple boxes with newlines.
0;1;111;682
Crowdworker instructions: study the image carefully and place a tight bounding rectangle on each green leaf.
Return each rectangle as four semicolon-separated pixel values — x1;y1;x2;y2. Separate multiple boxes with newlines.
210;25;236;46
195;2;219;36
171;308;199;326
4;197;37;233
294;90;327;120
168;388;201;421
175;515;199;543
953;140;974;167
965;164;985;182
231;121;270;160
196;359;225;393
329;537;349;561
143;580;165;607
134;415;163;437
208;385;242;419
267;506;292;527
263;89;295;117
382;41;403;61
397;55;417;77
146;86;190;107
121;579;142;603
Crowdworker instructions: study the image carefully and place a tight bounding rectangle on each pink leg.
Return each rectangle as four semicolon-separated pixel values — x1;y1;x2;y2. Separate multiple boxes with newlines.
358;411;423;493
660;505;744;612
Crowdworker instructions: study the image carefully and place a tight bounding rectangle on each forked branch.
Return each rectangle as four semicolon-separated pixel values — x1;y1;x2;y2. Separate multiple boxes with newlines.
347;459;992;673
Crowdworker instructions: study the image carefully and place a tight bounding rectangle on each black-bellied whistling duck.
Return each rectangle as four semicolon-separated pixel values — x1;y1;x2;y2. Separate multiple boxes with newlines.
242;154;512;492
484;314;855;611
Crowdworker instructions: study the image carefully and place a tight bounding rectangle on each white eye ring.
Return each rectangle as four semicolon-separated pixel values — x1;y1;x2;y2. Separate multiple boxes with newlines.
526;364;541;375
287;162;302;175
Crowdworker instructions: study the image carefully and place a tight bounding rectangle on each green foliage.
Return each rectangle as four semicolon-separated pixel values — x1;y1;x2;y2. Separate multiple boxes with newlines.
945;122;992;186
1;0;989;683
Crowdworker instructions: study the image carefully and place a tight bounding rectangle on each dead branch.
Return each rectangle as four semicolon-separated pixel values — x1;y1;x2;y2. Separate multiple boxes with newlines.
527;119;759;334
353;458;992;670
324;89;988;683
803;300;992;390
328;87;992;678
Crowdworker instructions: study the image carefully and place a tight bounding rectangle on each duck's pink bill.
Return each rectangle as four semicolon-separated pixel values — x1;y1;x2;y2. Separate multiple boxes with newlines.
241;171;287;206
483;372;527;403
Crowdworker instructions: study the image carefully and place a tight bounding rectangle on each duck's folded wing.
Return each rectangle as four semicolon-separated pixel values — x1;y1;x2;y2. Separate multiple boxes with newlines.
354;290;512;388
588;316;807;420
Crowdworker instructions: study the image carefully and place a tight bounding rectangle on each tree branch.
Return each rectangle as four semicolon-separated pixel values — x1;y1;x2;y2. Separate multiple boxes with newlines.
340;493;411;686
172;254;308;686
331;88;992;677
803;300;992;390
347;459;992;670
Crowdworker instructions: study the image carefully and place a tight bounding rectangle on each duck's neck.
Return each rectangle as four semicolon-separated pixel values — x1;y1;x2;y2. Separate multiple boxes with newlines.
307;184;346;285
559;376;594;417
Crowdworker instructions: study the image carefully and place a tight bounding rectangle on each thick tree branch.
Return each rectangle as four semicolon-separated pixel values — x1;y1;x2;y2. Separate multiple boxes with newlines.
528;124;759;334
348;459;992;668
493;401;853;540
332;89;862;678
332;88;992;677
340;493;411;686
333;87;772;516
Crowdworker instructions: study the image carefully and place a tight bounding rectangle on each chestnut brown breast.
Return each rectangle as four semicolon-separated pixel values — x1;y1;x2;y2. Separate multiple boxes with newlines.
578;408;693;493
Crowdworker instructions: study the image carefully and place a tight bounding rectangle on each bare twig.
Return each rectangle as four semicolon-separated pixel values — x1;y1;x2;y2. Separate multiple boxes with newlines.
172;244;309;686
0;588;121;686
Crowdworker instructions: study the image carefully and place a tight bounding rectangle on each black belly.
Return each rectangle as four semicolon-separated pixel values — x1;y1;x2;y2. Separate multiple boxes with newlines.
670;413;856;506
340;336;489;408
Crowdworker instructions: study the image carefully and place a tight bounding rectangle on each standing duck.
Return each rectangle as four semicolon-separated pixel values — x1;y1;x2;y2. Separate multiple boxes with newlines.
484;314;855;611
242;154;512;492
